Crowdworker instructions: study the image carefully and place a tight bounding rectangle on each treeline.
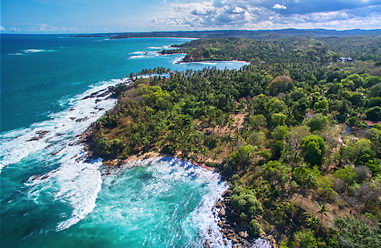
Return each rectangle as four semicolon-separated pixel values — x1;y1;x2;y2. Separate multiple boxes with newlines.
162;37;381;77
87;38;381;247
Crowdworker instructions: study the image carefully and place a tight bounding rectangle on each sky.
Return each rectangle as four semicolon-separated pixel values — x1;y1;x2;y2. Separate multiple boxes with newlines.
1;0;381;33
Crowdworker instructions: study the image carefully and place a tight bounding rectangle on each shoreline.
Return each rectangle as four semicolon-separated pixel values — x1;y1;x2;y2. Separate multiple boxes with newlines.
158;50;251;65
72;35;199;40
81;119;271;248
95;152;274;248
175;60;251;65
76;63;269;247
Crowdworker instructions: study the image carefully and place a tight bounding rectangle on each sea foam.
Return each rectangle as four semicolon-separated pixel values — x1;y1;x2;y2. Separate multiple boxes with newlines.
23;49;56;53
130;157;232;247
1;77;129;231
147;45;171;50
128;51;159;59
8;49;56;56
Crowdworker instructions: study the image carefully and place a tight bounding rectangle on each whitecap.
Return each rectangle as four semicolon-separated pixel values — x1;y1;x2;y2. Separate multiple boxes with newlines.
22;49;56;53
129;51;146;55
128;51;159;59
1;77;130;231
8;52;25;56
125;157;232;247
172;55;186;64
0;79;125;171
147;45;171;50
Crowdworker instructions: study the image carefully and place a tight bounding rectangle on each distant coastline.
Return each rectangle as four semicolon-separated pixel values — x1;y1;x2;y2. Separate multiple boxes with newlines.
72;28;381;40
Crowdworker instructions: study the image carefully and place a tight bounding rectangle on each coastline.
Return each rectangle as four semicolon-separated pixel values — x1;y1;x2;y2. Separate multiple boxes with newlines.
174;60;251;65
81;119;271;248
4;32;381;248
78;65;273;247
72;35;199;40
158;47;251;65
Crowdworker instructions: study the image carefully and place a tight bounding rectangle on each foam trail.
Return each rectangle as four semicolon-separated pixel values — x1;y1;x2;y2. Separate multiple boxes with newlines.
8;53;24;56
128;51;159;59
0;78;126;170
129;51;146;55
142;157;231;247
147;45;171;49
1;77;129;230
172;55;186;64
23;49;56;53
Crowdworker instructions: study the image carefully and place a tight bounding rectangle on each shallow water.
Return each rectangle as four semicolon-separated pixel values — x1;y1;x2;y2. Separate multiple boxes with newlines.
0;34;247;248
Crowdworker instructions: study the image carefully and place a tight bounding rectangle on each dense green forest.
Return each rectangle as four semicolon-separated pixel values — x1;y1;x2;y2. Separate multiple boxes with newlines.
162;36;381;75
86;37;381;247
74;28;381;40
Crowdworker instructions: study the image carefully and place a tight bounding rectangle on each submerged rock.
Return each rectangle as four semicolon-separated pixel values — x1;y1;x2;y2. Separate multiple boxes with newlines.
27;130;49;141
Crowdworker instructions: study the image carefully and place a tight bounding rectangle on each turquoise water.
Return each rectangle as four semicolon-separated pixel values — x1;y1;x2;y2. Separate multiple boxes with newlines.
1;34;246;132
0;35;245;248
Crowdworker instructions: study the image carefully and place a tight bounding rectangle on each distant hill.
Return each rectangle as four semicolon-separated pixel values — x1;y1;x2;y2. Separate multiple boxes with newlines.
74;28;381;39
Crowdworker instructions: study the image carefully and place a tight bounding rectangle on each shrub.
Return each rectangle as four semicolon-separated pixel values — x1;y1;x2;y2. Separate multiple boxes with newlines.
249;219;262;236
316;176;337;200
314;99;328;113
355;166;371;183
306;113;329;132
334;166;356;185
98;113;118;128
262;161;291;186
272;125;289;140
344;138;375;165
270;140;286;160
292;164;321;188
301;135;326;166
247;114;267;130
292;229;320;248
367;97;381;107
230;145;256;165
267;97;288;114
231;187;264;219
369;82;381;97
335;217;381;248
366;106;381;121
271;113;287;127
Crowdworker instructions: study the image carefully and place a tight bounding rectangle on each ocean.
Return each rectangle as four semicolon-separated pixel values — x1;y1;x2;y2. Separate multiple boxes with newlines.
0;34;247;248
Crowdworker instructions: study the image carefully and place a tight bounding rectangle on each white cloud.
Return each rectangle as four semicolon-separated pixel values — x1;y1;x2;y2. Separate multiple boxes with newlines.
0;26;5;31
151;0;381;30
10;27;21;32
273;4;287;10
33;24;79;32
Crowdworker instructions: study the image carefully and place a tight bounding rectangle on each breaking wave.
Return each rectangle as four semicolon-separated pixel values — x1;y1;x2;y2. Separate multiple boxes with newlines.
0;77;129;230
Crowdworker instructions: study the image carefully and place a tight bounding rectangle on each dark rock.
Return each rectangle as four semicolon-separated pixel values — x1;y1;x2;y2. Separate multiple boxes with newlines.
76;117;89;122
219;207;226;216
27;130;49;141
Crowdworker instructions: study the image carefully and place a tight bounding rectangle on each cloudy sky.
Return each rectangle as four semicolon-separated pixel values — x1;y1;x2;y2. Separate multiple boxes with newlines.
2;0;381;33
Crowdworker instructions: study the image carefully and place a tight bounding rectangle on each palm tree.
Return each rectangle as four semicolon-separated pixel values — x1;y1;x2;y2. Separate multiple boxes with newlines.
317;203;329;217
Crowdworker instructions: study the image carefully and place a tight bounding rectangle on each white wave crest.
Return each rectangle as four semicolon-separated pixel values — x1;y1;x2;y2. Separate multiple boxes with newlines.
147;45;171;50
129;51;145;55
172;55;186;64
144;157;231;247
128;51;159;59
8;52;25;56
8;49;57;56
1;77;130;231
23;49;56;53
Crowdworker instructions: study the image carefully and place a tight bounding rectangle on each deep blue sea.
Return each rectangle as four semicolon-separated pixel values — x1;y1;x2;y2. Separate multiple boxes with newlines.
0;34;247;248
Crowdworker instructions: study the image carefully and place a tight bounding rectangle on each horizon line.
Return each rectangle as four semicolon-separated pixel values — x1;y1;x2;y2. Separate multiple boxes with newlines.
1;27;381;36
